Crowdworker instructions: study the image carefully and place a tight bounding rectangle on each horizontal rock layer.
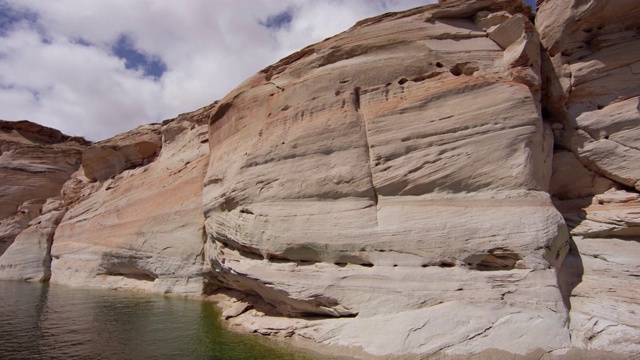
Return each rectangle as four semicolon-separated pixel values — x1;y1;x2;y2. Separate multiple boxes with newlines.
0;120;87;256
202;0;573;357
539;0;640;355
50;106;214;295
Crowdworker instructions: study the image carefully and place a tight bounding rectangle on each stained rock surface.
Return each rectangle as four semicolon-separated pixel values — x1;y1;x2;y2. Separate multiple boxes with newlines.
82;123;162;182
0;0;639;358
538;0;640;354
201;0;574;357
0;120;87;256
50;106;214;294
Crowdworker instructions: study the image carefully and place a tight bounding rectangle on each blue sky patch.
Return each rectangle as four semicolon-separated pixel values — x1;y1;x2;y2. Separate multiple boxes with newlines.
112;34;167;79
0;1;38;36
260;10;293;30
524;0;536;11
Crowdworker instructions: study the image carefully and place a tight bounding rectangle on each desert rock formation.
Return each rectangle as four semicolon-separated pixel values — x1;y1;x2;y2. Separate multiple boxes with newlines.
49;106;214;295
201;0;576;357
0;0;638;358
0;120;87;258
538;0;640;354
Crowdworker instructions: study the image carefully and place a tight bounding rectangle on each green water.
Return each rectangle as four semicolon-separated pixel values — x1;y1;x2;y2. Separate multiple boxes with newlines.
0;281;318;360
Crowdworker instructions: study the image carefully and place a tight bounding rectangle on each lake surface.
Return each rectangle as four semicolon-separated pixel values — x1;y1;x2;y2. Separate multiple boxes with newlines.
0;281;316;360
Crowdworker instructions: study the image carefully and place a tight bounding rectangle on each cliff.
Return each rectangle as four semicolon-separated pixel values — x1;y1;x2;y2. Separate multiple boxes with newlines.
0;0;638;358
0;120;88;271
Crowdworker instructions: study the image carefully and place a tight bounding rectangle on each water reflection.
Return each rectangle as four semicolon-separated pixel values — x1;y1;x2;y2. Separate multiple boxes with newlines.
0;281;314;360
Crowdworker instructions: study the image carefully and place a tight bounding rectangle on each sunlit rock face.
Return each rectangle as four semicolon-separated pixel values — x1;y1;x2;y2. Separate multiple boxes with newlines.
0;107;215;292
1;0;639;358
48;106;215;295
0;120;87;257
539;0;640;355
201;0;575;357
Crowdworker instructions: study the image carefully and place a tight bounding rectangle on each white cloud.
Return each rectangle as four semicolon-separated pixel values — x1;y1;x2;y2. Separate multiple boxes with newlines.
0;0;434;141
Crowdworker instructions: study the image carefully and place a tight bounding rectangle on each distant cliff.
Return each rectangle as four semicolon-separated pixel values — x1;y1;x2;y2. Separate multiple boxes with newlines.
1;0;638;358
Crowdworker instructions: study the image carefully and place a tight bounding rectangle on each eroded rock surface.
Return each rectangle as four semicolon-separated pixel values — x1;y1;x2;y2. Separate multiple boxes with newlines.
1;0;639;358
539;0;640;355
49;106;214;295
0;206;65;281
201;0;574;357
0;120;87;256
82;123;162;182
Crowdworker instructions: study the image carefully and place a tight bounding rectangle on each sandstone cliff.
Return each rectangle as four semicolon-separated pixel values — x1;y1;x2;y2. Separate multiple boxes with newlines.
537;0;640;353
50;105;214;294
201;0;573;357
0;0;638;358
0;120;87;264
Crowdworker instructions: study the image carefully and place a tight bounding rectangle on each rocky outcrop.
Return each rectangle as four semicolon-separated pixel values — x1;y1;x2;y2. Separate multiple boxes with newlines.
538;0;640;355
538;0;640;189
0;205;65;281
49;106;214;295
0;105;214;292
0;120;87;256
1;0;639;358
200;0;577;357
82;124;162;182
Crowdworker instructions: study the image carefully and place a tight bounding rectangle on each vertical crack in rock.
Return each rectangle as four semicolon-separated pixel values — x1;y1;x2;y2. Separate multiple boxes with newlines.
42;208;67;282
539;0;640;354
42;232;54;282
353;86;379;216
352;86;361;111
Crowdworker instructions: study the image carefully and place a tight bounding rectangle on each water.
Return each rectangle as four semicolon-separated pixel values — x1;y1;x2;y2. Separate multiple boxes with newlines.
0;281;316;360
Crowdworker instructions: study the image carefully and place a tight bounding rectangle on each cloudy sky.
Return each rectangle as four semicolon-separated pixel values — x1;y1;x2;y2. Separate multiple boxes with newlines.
0;0;536;141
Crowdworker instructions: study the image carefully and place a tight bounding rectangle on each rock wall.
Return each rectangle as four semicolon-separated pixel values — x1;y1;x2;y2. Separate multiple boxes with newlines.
0;0;639;358
0;120;87;257
49;105;214;295
201;0;575;357
0;105;214;293
538;0;640;354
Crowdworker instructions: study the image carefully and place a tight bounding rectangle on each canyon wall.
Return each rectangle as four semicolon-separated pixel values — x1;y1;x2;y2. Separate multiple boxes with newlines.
538;0;640;353
0;0;638;358
201;0;573;357
0;120;87;278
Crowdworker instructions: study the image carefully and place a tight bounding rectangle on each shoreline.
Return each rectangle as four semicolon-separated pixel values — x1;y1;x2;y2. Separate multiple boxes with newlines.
0;277;633;360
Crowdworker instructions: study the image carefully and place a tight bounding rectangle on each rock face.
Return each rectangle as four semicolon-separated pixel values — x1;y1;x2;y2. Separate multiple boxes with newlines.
49;106;213;295
0;105;213;293
201;0;575;357
538;0;640;354
0;120;87;256
82;124;162;182
0;0;639;358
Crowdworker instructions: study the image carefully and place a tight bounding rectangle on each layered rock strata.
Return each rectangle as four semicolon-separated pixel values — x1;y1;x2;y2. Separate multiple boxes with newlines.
49;106;214;294
0;105;214;292
0;0;639;358
538;0;640;354
0;120;87;257
201;0;575;357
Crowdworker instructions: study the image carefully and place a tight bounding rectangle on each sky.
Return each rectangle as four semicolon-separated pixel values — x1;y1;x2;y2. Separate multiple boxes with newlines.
0;0;536;141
